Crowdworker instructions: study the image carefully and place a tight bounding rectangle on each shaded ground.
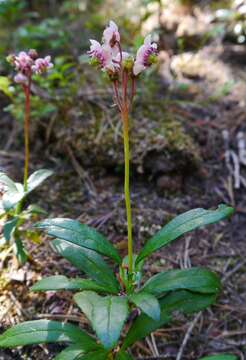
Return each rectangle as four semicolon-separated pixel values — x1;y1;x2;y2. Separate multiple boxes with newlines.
0;25;246;360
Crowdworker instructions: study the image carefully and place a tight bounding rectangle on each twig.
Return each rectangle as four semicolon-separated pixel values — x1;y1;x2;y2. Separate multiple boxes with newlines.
151;333;159;357
222;259;246;283
65;144;96;195
176;312;202;360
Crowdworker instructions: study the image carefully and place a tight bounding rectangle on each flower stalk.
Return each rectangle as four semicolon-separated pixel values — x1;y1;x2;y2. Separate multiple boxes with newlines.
88;20;158;287
7;50;53;217
122;106;133;275
23;78;31;192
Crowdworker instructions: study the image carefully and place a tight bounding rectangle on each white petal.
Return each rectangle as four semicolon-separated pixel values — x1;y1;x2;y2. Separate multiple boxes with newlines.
90;39;101;47
133;62;145;75
136;44;146;62
109;20;118;31
144;35;152;45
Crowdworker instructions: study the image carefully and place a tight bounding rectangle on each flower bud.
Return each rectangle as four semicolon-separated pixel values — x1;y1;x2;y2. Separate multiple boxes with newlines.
28;49;38;60
6;54;15;65
147;53;158;65
122;56;134;71
89;57;100;67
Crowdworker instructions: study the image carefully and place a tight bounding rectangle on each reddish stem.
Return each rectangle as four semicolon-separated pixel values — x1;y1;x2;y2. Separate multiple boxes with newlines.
22;76;31;192
113;80;122;112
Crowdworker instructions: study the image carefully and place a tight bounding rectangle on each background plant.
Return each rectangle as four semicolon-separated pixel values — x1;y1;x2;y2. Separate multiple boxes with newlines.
0;49;53;263
0;22;235;359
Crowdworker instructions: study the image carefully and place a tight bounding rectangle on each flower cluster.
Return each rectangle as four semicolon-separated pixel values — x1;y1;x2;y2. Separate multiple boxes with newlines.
7;49;53;85
88;20;158;77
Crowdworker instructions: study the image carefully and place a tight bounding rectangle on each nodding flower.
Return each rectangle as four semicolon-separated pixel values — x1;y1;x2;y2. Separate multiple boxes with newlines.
13;52;33;75
103;20;120;49
88;39;119;73
133;35;158;76
7;49;53;84
14;73;28;85
32;56;53;75
87;21;158;78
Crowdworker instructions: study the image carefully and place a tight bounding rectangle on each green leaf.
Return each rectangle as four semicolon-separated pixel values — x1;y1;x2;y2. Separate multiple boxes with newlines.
142;268;221;296
115;351;134;360
0;76;12;98
14;237;28;265
0;320;99;350
3;217;18;242
198;355;237;360
137;205;234;263
25;204;47;215
77;349;108;360
27;169;53;193
129;292;160;321
0;172;25;210
52;239;119;293
122;290;217;349
74;291;128;350
36;218;121;264
0;172;17;192
121;306;170;350
54;345;85;360
0;170;52;211
54;346;109;360
31;275;113;294
160;290;217;314
2;183;24;211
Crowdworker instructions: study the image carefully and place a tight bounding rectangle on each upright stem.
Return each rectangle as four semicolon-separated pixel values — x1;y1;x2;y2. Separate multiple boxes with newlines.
23;79;31;192
15;79;31;216
122;108;133;275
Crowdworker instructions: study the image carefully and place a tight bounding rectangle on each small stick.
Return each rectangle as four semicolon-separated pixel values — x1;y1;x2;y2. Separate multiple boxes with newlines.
176;312;202;360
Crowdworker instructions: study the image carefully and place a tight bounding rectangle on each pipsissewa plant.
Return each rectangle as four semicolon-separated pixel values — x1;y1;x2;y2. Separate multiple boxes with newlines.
0;50;53;263
0;22;234;359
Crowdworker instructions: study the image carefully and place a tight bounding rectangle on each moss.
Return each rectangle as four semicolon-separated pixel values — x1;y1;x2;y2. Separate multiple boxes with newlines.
53;94;200;177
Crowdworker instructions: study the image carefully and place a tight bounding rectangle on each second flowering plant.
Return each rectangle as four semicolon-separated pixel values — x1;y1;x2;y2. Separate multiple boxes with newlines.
0;22;234;359
0;50;53;263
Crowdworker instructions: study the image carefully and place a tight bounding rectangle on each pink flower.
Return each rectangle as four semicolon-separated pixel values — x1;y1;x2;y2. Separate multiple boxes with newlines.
103;21;120;48
14;73;28;85
88;40;118;72
32;56;53;74
14;51;33;74
8;50;53;85
115;51;131;62
133;35;158;76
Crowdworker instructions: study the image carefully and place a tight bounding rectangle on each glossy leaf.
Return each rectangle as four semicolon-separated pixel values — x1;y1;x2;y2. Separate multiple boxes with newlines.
198;355;237;360
77;349;108;359
137;205;234;263
122;290;217;349
54;346;108;360
27;169;53;193
14;237;28;264
52;239;119;293
0;170;52;211
129;292;160;321
115;351;134;360
54;344;85;360
142;268;221;296
0;172;17;192
36;217;121;264
2;182;24;210
3;217;18;242
0;320;99;350
31;275;112;294
74;291;128;350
